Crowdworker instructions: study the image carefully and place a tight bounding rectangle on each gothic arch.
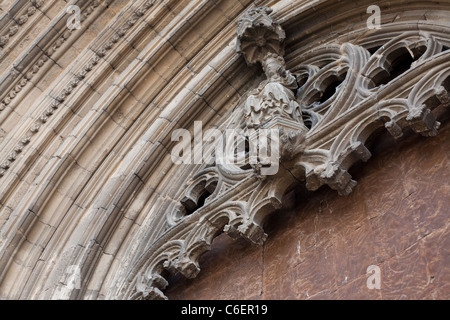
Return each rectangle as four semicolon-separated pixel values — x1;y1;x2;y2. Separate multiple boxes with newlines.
0;0;448;300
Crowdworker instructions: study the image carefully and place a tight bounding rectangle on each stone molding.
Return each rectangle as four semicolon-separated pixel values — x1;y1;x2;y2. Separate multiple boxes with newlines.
0;0;155;178
0;0;45;49
0;0;448;300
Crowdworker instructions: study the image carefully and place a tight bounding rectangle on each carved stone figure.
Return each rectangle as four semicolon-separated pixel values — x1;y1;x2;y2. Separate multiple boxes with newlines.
244;53;304;128
237;7;308;165
242;53;308;165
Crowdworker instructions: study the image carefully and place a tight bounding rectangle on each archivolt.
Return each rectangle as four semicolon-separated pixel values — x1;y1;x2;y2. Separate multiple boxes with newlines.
0;0;448;300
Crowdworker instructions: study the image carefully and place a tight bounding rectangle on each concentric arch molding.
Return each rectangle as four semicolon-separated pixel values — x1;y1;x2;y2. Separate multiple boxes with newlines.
0;0;448;300
121;6;450;300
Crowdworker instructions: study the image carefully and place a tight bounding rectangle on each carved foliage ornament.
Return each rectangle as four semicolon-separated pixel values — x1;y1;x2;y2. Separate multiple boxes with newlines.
125;8;449;300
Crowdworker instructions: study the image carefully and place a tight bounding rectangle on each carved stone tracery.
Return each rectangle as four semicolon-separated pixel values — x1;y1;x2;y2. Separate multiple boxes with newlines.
121;6;450;300
0;0;446;302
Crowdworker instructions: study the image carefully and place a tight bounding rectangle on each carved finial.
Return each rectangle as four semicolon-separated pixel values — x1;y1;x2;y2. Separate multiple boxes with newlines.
236;6;286;65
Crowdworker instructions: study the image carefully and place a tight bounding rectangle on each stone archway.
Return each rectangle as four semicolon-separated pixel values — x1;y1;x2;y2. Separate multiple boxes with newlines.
0;0;448;300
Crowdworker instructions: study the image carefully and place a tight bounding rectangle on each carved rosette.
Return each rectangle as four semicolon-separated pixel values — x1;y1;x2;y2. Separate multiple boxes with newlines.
236;6;285;65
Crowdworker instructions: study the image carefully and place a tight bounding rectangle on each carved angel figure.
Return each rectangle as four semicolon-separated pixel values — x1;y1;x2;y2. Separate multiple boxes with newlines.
244;53;304;128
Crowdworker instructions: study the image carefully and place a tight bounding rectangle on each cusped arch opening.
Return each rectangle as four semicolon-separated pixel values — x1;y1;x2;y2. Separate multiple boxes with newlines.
370;45;427;89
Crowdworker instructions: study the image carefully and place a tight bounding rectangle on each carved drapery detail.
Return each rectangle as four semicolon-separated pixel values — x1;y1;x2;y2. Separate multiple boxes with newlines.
125;7;450;300
244;54;303;128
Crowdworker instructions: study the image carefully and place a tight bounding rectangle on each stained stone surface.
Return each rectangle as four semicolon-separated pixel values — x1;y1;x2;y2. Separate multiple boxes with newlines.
0;0;449;300
166;121;450;300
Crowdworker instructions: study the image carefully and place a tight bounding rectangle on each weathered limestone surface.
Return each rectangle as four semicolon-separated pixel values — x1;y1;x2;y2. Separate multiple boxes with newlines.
0;0;448;300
